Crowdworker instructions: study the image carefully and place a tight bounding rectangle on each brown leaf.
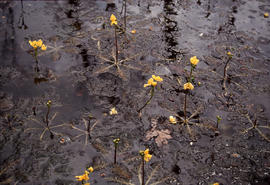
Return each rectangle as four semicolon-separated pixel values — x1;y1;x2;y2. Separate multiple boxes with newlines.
145;129;172;147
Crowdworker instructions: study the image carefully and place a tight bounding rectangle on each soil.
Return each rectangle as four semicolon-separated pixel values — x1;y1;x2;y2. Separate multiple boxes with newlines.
0;0;270;185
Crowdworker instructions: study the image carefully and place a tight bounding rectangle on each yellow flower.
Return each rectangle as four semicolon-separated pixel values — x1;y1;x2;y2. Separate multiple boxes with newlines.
88;167;94;173
110;107;118;115
152;75;163;82
144;78;157;87
184;82;194;90
110;14;117;26
143;149;152;162
264;12;269;18
213;183;219;185
41;44;47;51
169;116;177;124
131;30;136;34
29;40;38;48
46;100;52;106
190;56;199;66
75;173;89;181
36;39;43;47
85;170;89;175
85;183;90;185
113;138;120;144
227;51;233;57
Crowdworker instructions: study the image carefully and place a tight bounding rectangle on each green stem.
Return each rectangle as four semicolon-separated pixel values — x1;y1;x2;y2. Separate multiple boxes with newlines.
137;87;155;113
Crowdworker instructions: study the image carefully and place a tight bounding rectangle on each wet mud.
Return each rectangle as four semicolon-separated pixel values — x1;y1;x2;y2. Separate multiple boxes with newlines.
0;0;270;185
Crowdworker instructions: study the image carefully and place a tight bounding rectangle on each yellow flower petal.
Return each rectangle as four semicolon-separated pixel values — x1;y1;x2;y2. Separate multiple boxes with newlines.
85;183;90;185
110;14;117;22
169;116;177;124
131;30;136;34
88;167;94;173
152;75;163;82
264;12;269;18
184;82;194;90
36;39;43;47
41;44;47;51
151;81;157;87
190;56;199;66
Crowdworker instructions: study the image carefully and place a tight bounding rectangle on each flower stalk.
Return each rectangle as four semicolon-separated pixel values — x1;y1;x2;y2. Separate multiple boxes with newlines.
113;138;120;164
46;100;54;139
110;14;119;65
139;149;152;185
138;75;163;113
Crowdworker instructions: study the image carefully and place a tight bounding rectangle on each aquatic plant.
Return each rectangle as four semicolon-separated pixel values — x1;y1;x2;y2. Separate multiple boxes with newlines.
69;116;99;146
25;100;66;140
223;51;233;95
189;56;199;83
113;138;120;164
138;75;163;113
110;14;119;65
29;39;47;61
139;149;152;185
75;166;94;185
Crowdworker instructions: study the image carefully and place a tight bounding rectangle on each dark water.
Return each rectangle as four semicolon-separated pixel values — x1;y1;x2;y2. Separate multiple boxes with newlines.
0;0;270;185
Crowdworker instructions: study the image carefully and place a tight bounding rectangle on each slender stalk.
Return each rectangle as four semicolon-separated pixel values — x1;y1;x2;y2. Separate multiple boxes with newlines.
223;57;231;91
189;66;194;82
114;144;117;164
137;87;155;113
114;26;119;65
45;105;54;139
124;0;127;31
184;93;187;123
142;157;145;185
87;119;91;140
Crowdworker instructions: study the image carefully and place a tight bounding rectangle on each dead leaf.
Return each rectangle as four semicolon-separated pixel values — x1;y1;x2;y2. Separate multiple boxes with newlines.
145;129;172;147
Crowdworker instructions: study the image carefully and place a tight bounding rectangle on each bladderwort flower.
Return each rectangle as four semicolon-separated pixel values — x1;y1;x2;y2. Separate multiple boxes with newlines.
110;14;117;26
75;167;94;184
184;82;194;90
29;39;47;61
139;149;152;185
109;107;118;115
190;56;199;67
169;116;177;124
227;51;233;58
138;75;163;113
189;56;199;83
264;12;269;18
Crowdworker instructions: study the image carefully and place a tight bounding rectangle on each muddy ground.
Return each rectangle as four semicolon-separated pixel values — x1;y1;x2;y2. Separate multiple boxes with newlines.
0;0;270;185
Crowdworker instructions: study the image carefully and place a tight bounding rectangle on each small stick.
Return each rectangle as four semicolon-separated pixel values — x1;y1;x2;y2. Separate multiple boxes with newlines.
137;87;154;113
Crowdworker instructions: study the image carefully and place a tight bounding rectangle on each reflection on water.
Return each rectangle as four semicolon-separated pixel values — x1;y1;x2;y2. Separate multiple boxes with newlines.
17;0;28;30
163;0;178;60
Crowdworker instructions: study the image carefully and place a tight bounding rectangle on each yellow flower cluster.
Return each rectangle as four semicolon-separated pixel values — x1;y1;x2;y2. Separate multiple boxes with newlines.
169;116;177;124
139;149;152;162
190;56;199;66
75;167;94;182
29;39;47;50
184;82;194;90
144;75;163;88
46;100;52;107
113;138;120;144
110;14;117;26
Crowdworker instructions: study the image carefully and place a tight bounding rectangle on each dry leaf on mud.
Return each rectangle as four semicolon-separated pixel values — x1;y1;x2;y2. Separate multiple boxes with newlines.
145;129;172;147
